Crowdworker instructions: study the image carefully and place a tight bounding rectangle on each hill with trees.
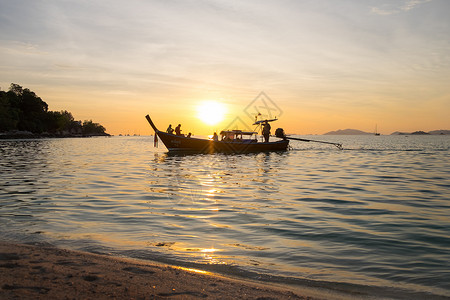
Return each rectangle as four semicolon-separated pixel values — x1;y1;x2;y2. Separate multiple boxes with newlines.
391;130;450;135
0;83;109;138
325;129;450;135
324;129;372;135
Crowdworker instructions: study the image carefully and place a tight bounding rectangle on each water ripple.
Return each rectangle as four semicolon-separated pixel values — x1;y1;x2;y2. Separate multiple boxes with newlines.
1;136;449;298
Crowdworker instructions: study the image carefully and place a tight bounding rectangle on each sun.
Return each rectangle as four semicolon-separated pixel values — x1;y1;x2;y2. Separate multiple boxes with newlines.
196;101;226;125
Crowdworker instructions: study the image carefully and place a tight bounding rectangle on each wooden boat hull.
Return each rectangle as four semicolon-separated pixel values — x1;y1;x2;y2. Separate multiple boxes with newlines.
146;115;289;153
157;131;289;153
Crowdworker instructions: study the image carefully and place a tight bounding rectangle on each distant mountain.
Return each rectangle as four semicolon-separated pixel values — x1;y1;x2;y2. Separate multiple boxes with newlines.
324;129;372;135
428;130;450;135
391;130;450;135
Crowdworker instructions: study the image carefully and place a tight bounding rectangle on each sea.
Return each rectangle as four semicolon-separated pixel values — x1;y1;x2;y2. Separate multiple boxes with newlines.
1;135;449;299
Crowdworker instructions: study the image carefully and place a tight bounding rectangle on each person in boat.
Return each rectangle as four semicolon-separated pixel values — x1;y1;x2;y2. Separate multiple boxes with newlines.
213;132;219;141
175;124;182;136
262;121;271;142
187;132;192;138
166;124;174;134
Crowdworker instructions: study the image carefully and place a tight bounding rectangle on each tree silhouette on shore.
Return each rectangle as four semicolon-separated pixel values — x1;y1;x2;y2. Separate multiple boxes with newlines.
0;83;108;136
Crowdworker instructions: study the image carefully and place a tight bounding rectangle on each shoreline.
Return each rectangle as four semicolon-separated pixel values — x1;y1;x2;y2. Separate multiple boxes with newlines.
0;131;111;139
1;242;448;299
0;241;319;299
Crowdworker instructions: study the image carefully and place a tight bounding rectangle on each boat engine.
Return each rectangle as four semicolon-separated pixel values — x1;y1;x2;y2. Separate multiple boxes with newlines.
275;128;286;139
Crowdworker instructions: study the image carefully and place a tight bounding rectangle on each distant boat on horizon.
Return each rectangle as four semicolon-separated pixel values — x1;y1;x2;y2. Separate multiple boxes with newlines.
375;124;380;136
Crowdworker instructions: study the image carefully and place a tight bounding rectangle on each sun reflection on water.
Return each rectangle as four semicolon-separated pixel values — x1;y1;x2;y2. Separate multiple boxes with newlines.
176;267;210;275
200;248;218;253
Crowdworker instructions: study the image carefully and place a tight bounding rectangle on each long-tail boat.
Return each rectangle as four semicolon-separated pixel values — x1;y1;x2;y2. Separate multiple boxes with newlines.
145;115;289;154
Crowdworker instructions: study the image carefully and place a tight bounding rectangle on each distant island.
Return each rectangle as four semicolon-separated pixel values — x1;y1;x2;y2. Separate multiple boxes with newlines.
0;83;109;139
391;130;450;135
324;129;449;135
324;129;373;135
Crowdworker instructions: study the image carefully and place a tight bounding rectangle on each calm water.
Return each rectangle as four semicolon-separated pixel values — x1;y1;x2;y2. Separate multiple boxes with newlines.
1;135;449;299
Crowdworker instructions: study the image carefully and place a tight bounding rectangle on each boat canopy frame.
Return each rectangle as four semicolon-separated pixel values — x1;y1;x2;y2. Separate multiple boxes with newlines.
219;130;258;141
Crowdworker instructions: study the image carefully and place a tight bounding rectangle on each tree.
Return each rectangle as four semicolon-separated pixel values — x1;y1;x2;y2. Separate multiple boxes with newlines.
7;84;49;133
0;90;19;131
56;110;74;132
0;83;108;136
9;83;24;97
20;88;48;114
82;120;106;135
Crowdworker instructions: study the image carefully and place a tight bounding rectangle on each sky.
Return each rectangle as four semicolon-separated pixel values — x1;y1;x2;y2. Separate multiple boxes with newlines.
1;0;449;135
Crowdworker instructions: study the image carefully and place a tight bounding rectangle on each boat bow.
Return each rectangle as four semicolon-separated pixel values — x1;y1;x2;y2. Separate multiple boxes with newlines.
145;115;159;133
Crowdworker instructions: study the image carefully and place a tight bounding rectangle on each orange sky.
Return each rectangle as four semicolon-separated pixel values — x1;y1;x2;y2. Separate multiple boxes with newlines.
1;0;449;135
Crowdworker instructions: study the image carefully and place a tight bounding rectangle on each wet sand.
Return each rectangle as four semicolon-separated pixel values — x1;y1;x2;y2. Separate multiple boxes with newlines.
0;241;313;299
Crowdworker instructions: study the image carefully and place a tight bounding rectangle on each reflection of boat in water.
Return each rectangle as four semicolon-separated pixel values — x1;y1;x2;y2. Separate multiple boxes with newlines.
145;115;289;153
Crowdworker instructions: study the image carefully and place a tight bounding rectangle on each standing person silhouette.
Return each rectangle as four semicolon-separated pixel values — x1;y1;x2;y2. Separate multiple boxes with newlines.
262;121;271;143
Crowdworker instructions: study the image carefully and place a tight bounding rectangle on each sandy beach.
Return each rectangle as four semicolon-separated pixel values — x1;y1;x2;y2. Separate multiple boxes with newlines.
0;241;314;299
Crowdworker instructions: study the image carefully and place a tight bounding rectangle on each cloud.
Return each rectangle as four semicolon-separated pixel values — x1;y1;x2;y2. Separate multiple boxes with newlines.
371;0;432;15
401;0;433;11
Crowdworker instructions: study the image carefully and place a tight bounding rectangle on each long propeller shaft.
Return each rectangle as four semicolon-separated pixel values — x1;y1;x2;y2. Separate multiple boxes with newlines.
286;136;343;150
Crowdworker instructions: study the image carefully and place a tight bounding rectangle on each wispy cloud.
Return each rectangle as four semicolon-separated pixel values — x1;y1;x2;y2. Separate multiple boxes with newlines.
402;0;433;11
371;0;433;15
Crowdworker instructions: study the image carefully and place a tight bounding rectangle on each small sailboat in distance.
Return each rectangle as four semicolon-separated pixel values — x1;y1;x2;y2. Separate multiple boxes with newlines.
375;124;380;136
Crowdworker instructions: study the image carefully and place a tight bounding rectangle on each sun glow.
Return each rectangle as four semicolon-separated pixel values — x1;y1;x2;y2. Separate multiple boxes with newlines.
197;101;226;125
